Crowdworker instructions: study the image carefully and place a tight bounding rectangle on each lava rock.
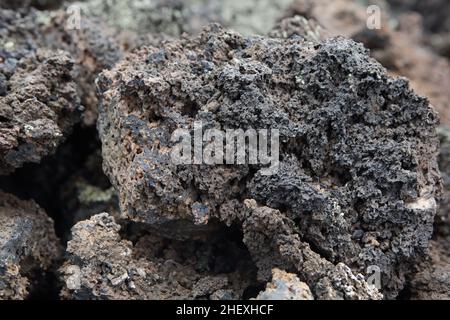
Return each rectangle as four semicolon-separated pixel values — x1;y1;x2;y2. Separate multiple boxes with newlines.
97;24;440;298
268;15;324;42
0;191;60;300
0;9;81;174
281;0;450;124
60;213;254;300
409;240;450;300
42;10;123;125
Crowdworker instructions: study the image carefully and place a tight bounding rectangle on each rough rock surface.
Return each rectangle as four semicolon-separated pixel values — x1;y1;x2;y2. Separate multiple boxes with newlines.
97;24;440;298
0;191;60;299
409;240;449;300
256;268;313;300
407;127;450;300
0;0;446;301
60;213;255;300
282;0;450;124
241;200;381;300
0;9;81;174
42;10;122;125
436;126;450;239
268;15;324;42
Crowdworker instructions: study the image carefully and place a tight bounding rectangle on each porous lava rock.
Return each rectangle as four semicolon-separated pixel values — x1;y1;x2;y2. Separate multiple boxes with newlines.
97;24;441;298
42;10;122;125
282;0;450;124
0;191;60;299
0;9;81;174
60;213;254;300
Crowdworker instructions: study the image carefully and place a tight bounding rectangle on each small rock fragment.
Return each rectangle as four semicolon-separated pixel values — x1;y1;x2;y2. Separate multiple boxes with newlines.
268;15;324;42
281;0;450;124
256;268;313;300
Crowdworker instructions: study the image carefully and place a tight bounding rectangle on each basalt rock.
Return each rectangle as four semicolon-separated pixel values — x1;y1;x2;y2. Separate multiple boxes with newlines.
282;0;450;124
0;9;81;174
42;10;123;125
97;25;440;298
60;213;255;300
0;191;60;300
409;239;449;300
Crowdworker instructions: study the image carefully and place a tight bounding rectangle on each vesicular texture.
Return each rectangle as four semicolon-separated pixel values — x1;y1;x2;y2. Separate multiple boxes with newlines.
97;25;441;298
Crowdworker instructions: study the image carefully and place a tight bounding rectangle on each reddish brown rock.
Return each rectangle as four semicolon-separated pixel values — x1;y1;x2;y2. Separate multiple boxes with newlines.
409;240;449;300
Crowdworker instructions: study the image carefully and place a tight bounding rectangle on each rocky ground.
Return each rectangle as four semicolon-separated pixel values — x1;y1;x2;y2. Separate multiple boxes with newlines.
0;0;448;300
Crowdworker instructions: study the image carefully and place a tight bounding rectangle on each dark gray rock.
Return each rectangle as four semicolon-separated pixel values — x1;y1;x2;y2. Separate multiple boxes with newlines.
0;9;81;174
0;191;60;299
97;25;440;298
